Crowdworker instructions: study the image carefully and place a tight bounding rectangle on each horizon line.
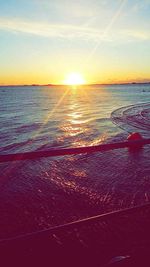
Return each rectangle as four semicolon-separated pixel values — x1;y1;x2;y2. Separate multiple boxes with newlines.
0;81;150;87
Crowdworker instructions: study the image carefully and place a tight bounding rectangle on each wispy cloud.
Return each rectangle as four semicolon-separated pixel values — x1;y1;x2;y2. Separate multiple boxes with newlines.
124;30;150;41
0;17;106;40
0;17;149;43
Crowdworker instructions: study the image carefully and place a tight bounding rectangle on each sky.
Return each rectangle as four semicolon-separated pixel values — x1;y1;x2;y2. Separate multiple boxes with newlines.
0;0;150;85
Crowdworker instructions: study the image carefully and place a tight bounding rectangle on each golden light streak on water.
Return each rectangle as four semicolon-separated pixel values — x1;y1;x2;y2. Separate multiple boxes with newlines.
58;86;91;139
40;87;70;128
57;85;110;146
29;86;70;142
40;160;101;202
1;87;71;180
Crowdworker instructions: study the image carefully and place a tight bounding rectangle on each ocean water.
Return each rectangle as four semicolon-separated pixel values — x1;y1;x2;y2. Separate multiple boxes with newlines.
0;84;150;238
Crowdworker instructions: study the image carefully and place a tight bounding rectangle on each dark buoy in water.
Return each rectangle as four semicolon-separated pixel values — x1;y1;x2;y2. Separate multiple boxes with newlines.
127;132;143;141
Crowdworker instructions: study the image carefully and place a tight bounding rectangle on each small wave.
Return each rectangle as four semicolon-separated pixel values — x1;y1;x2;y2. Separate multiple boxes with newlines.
94;118;110;124
16;123;43;134
0;139;33;154
111;102;150;137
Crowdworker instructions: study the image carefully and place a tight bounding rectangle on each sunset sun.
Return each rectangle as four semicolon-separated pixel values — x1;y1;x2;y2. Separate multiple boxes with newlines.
64;73;86;85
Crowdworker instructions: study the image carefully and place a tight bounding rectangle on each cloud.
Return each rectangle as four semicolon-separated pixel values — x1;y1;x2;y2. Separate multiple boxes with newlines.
125;30;150;41
0;17;113;41
0;18;101;39
0;17;149;43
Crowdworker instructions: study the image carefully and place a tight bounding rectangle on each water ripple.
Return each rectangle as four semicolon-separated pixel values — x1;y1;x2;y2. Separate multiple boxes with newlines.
111;102;150;137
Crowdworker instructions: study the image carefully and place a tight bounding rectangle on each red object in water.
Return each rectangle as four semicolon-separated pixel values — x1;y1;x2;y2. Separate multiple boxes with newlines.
127;132;143;141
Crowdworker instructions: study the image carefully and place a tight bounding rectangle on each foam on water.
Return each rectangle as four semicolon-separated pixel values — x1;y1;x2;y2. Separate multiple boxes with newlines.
111;102;150;137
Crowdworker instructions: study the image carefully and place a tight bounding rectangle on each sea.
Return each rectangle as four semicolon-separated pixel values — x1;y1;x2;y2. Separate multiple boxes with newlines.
0;84;150;239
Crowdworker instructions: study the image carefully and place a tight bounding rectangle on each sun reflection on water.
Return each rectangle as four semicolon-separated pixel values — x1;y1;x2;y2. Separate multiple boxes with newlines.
38;85;112;149
56;86;110;147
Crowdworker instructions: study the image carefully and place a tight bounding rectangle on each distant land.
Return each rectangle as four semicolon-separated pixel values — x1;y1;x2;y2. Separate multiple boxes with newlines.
0;82;150;87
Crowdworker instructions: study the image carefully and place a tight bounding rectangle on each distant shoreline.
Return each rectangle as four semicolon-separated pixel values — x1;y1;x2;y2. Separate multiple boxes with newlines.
0;82;150;87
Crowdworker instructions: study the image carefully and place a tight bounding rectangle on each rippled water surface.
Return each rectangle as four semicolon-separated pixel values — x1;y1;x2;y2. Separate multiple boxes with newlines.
0;84;150;238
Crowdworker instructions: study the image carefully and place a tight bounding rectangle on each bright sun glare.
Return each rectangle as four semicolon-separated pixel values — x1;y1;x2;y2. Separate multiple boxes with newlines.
64;72;86;85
